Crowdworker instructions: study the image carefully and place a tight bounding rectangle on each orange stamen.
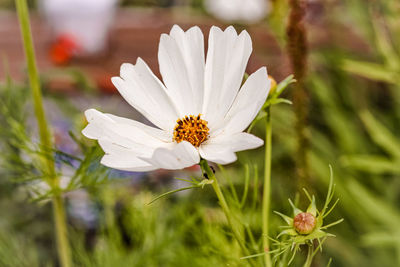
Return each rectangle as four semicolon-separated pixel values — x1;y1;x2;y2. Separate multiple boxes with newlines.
173;114;209;147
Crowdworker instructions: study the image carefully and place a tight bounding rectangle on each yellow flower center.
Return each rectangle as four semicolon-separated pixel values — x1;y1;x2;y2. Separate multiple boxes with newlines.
173;114;209;147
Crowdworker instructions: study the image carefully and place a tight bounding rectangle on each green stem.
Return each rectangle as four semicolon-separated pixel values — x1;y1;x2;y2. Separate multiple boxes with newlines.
15;1;71;266
303;244;314;267
53;195;72;267
262;106;272;267
15;0;52;157
199;160;251;261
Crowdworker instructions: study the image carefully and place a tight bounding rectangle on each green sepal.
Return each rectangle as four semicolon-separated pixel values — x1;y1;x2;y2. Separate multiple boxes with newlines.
288;199;303;216
274;211;294;225
277;229;298;238
307;195;317;217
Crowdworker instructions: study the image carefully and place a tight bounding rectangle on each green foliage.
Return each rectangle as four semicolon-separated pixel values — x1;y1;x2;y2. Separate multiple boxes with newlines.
306;1;400;264
0;229;41;267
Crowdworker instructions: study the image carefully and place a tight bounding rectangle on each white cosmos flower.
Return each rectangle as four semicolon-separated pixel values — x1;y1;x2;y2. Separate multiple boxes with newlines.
205;0;269;24
82;25;270;172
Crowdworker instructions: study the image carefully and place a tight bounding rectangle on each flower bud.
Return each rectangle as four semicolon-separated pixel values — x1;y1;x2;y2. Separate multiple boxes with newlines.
293;212;316;235
268;75;277;94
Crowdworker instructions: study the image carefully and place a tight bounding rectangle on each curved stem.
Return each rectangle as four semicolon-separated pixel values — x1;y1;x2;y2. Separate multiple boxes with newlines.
303;244;314;267
15;1;71;266
199;160;252;262
262;107;272;267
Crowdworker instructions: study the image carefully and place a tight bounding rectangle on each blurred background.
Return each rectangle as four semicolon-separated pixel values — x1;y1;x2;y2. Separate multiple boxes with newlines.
0;0;399;266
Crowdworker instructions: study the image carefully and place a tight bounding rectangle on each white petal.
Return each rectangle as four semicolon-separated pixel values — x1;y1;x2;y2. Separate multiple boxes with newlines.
199;132;263;165
217;67;270;135
82;109;174;171
83;109;140;149
199;144;237;165
104;113;171;142
99;139;158;172
82;109;171;154
158;25;205;116
231;133;264;151
141;141;200;170
111;58;178;131
101;155;157;172
208;132;264;151
202;26;252;130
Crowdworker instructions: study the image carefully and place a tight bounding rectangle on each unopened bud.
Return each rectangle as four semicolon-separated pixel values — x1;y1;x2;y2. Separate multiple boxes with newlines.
293;212;316;235
268;75;277;94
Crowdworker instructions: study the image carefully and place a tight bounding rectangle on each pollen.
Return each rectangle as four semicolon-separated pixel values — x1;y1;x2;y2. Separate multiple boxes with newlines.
173;114;209;147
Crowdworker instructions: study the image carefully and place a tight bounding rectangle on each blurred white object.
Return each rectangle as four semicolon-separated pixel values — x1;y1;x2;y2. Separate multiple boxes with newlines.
40;0;118;55
29;176;72;201
205;0;270;24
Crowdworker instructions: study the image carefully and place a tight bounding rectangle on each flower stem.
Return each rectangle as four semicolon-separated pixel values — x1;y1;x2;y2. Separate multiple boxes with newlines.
199;159;251;261
53;195;72;267
15;1;71;266
303;244;314;267
15;0;53;156
262;106;272;267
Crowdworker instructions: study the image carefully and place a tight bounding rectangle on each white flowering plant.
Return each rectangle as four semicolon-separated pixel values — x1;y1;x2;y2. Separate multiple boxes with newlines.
3;1;349;266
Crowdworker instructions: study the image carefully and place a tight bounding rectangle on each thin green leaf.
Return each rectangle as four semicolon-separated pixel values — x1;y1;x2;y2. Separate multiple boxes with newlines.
359;110;400;159
147;185;201;205
342;59;398;83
